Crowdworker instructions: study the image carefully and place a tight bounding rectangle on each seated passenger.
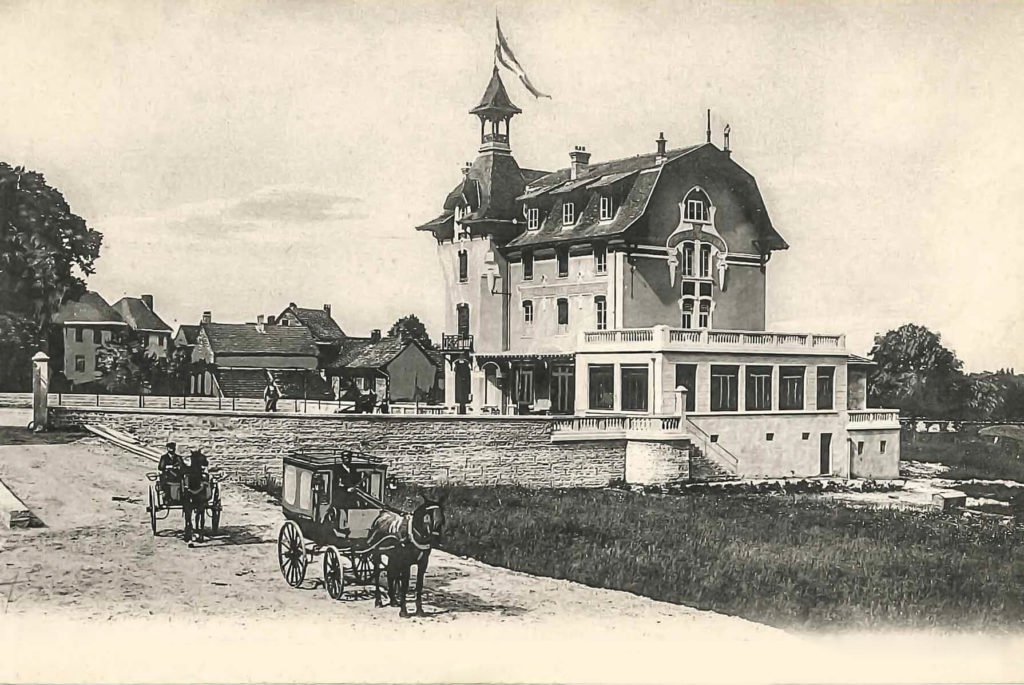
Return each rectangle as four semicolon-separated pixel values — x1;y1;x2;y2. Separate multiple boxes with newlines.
158;442;184;499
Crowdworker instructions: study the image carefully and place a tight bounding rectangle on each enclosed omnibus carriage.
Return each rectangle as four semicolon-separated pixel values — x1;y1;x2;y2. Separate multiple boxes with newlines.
277;449;390;599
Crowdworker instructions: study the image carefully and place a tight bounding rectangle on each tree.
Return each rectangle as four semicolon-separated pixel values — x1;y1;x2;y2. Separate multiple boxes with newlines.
0;163;103;389
94;329;167;394
388;314;433;349
868;323;965;419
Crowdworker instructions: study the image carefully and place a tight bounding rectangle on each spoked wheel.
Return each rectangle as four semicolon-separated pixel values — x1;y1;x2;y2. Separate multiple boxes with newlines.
323;547;345;600
148;487;157;535
210;486;221;535
350;551;375;584
278;521;307;588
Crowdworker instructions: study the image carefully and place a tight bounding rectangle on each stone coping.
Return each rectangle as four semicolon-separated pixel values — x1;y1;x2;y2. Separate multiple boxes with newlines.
48;406;561;422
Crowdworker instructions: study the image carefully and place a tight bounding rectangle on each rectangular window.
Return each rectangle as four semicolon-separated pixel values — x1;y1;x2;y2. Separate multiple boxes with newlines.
857;441;865;456
74;355;86;373
779;366;805;410
698;300;711;329
700;244;712;278
74;327;83;343
681;300;693;329
523;300;534;324
599;195;614;221
674;363;697;413
523;250;533;281
686;199;707;222
745;365;773;411
621;366;649;412
816;367;835;410
880;440;887;454
595;296;607;331
594;243;607;274
557;248;569;278
526;207;539;230
556;298;569;326
588;364;615;410
456;303;470;338
682;243;694;276
93;329;102;344
710;365;739;412
562;201;575;225
458;250;468;282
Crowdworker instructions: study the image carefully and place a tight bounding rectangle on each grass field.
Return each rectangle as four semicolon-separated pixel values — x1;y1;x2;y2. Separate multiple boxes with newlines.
391;485;1024;631
902;432;1024;481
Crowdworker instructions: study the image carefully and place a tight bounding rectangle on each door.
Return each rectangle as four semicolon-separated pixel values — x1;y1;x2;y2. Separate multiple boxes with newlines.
674;363;697;413
819;433;832;475
454;362;471;411
550;364;575;415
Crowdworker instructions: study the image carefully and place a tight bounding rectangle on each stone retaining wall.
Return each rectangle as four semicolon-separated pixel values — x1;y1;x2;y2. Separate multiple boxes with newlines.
50;407;627;488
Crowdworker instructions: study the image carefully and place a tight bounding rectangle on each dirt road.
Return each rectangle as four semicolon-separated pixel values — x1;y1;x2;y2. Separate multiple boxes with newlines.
1;426;1021;683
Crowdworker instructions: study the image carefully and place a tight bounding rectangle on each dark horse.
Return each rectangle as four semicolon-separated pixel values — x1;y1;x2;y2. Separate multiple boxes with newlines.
181;451;210;542
367;496;446;617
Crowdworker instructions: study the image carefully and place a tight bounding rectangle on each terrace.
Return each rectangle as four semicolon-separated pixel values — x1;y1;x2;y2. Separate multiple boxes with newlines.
578;326;846;355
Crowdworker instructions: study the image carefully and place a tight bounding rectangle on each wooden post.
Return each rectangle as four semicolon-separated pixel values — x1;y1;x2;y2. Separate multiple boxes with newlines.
31;351;49;431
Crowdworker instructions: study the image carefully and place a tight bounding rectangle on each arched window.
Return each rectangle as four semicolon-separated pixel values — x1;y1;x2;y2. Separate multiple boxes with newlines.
682;242;695;276
683;188;711;223
458;250;468;282
523;300;534;324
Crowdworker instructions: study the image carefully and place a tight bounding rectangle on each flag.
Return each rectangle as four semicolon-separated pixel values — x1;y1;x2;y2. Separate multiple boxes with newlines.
494;16;551;99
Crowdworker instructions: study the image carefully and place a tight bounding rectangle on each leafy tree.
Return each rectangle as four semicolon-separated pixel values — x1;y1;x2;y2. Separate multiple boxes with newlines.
388;314;433;349
95;329;167;394
868;323;965;419
0;163;103;389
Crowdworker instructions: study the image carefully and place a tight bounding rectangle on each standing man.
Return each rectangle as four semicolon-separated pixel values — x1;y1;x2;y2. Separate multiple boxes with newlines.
264;376;281;412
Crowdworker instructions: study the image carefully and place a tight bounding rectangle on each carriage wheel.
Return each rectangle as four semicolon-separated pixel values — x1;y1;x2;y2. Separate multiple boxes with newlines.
350;551;375;585
278;521;307;588
148;487;157;535
323;547;345;600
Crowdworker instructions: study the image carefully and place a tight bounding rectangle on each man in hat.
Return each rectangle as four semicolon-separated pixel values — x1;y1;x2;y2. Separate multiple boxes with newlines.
158;442;184;500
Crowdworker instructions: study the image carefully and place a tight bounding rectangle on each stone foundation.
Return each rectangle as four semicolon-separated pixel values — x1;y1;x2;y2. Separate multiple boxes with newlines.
624;440;690;485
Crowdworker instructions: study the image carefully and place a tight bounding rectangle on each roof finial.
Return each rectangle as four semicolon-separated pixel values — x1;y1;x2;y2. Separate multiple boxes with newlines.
706;109;711;144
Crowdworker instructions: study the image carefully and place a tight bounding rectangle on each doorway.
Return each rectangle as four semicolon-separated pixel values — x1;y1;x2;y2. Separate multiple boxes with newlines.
819;433;832;475
454;362;471;413
550;364;575;415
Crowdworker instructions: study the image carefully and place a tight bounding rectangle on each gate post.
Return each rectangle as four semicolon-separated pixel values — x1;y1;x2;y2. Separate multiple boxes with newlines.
31;351;50;432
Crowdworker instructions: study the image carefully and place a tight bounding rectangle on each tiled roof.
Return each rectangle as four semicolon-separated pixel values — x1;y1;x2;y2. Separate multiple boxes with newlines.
524;145;701;195
328;337;410;370
520;168;552;184
52;291;127;325
415;210;455;234
282;305;346;342
112;297;171;332
213;368;334;400
202;322;318;357
176;325;201;345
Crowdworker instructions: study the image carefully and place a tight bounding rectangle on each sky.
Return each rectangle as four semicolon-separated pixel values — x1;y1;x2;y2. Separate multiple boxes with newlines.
1;0;1023;371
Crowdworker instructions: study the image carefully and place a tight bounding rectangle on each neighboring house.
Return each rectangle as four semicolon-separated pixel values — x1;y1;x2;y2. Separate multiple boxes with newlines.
190;316;333;400
173;323;201;352
112;294;172;357
327;330;439;402
276;303;346;367
414;66;900;478
51;291;128;387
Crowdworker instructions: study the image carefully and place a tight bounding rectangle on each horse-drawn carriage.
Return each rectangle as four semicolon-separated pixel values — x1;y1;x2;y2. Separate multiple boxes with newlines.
276;449;445;615
146;463;223;542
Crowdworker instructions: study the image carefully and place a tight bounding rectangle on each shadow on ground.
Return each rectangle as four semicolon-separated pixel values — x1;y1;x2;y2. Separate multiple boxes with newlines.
0;427;89;446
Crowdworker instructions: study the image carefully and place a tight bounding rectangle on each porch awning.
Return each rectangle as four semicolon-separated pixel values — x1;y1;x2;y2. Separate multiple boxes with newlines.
475;352;574;362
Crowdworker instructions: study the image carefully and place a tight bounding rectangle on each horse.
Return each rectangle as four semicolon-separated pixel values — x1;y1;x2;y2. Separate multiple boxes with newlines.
367;495;446;617
181;453;210;543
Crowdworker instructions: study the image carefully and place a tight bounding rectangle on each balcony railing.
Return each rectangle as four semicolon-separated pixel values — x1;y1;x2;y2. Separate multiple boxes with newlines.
550;414;686;441
482;133;509;144
440;333;474;353
581;326;845;353
847;409;901;429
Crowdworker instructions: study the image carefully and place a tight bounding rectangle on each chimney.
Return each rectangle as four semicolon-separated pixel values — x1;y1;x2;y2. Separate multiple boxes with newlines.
141;294;154;311
723;124;731;157
201;311;212;324
655;132;668;164
323;303;331;316
370;329;381;343
289;302;297;309
256;314;265;333
706;109;712;144
569;145;591;180
461;162;472;176
267;314;277;325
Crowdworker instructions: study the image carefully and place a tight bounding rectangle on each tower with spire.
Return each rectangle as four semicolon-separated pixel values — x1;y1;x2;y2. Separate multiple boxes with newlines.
471;66;522;154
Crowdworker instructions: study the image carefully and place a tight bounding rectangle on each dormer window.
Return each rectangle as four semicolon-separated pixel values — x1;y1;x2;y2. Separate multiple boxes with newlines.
526;207;539;230
599;195;614;221
562;201;575;226
683;187;712;223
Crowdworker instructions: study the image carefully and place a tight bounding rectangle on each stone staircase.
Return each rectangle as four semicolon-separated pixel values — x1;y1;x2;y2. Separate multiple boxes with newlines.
684;418;740;481
688;445;735;481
